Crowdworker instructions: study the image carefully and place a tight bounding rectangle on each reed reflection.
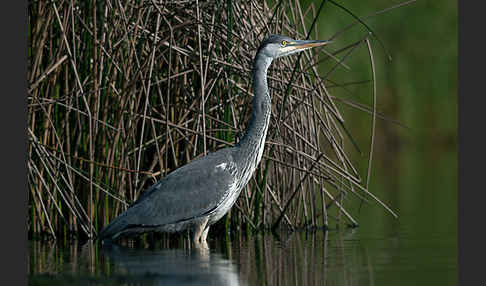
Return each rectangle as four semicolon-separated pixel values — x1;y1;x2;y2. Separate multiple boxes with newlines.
30;230;383;286
232;230;376;286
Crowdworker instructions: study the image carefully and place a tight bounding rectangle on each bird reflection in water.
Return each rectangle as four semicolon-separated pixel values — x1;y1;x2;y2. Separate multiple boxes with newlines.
99;243;244;286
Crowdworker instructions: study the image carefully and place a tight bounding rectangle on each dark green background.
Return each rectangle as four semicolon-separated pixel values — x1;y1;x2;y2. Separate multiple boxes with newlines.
311;0;456;284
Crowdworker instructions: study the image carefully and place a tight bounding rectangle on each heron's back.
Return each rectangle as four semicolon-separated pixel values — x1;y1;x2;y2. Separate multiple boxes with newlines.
98;148;238;241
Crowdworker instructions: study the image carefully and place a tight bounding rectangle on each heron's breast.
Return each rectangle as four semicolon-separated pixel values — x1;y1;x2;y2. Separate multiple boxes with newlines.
206;159;242;223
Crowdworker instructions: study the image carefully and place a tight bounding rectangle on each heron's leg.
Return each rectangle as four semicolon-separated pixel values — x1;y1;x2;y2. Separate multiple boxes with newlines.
200;225;210;243
192;217;209;244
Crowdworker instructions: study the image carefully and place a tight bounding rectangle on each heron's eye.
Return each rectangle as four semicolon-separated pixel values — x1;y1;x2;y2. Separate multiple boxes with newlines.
281;40;287;46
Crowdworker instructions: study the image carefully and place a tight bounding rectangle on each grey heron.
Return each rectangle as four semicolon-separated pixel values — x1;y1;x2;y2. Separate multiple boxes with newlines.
98;34;331;247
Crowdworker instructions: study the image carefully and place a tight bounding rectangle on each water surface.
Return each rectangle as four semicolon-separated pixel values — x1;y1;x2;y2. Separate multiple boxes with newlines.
29;224;456;286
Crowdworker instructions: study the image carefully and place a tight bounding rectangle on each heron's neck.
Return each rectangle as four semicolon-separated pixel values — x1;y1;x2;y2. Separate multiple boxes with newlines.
235;53;273;170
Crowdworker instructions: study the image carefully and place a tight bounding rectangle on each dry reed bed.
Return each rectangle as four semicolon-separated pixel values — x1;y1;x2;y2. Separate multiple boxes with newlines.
28;0;396;240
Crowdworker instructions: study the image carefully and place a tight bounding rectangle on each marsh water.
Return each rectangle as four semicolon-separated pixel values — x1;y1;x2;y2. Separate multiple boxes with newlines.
29;222;456;286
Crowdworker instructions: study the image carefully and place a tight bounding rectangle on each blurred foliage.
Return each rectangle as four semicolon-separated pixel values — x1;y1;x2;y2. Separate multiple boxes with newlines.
311;0;457;159
311;1;458;281
301;0;457;271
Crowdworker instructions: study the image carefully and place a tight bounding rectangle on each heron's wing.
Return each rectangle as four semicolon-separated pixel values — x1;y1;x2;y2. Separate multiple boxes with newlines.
104;148;237;234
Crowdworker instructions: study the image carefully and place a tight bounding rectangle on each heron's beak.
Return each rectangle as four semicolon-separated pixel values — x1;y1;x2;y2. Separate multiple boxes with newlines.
280;39;331;55
291;39;332;50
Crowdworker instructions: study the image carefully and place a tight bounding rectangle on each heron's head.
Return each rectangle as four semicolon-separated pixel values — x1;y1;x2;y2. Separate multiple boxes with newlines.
257;34;331;59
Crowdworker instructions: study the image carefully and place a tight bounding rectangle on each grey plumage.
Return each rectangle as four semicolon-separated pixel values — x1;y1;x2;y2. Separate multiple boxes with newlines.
98;34;330;246
99;149;237;240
